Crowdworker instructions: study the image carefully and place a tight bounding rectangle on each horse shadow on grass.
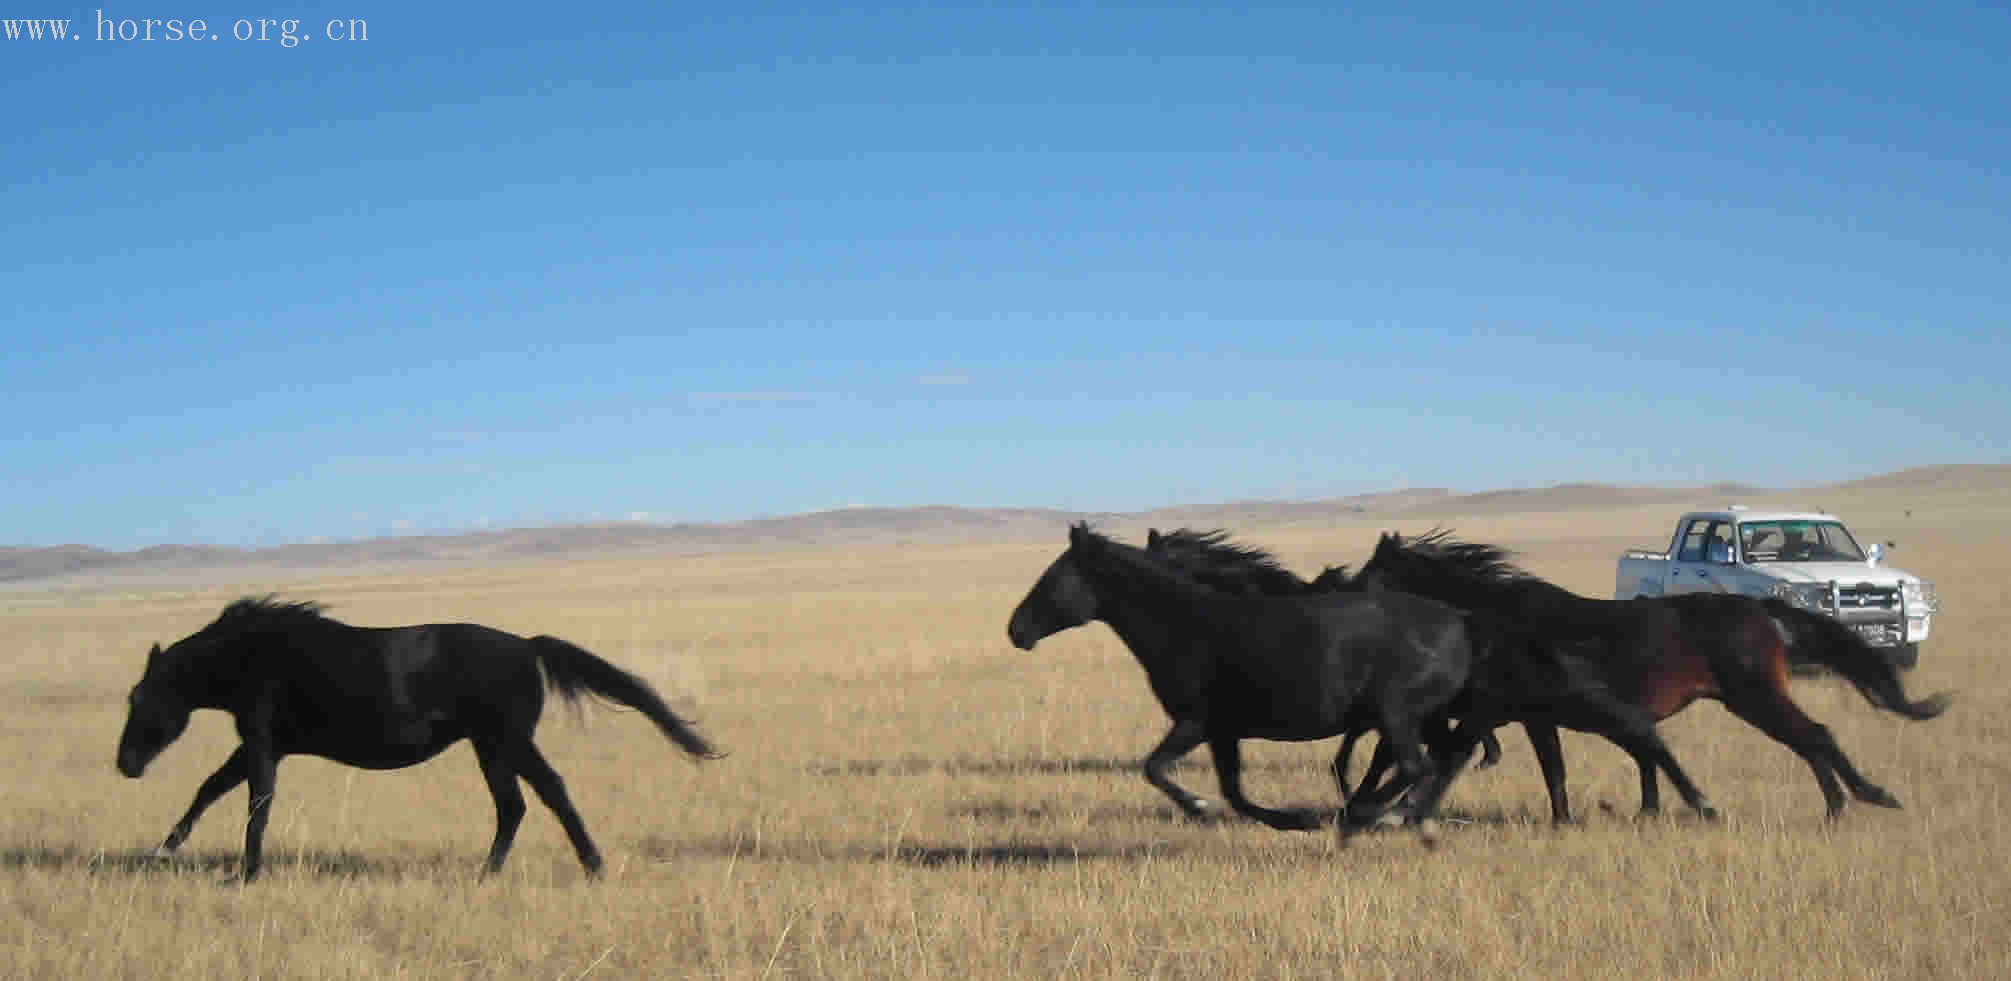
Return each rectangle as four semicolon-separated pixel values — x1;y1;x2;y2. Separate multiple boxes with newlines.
805;756;1305;778
0;845;437;881
634;833;1190;869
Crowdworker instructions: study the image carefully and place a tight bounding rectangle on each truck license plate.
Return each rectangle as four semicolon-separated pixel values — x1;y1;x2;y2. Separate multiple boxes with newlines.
1853;624;1892;645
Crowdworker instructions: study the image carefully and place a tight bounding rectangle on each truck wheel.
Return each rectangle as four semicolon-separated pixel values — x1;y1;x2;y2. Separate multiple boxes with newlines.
1888;643;1919;671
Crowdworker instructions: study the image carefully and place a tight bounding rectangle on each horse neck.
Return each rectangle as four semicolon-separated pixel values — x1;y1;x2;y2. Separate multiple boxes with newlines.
156;634;257;709
1078;545;1223;668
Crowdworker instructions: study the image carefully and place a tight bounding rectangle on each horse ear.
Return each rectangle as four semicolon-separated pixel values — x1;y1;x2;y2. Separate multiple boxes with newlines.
1147;528;1162;548
1069;522;1089;547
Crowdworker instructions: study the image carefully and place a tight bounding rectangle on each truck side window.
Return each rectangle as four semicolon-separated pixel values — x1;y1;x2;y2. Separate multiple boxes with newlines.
1676;519;1713;562
1706;522;1736;563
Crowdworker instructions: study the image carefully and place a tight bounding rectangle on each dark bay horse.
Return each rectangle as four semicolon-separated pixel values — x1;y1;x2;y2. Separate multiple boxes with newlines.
1142;528;1501;802
1356;531;1951;821
1006;524;1476;834
116;597;721;881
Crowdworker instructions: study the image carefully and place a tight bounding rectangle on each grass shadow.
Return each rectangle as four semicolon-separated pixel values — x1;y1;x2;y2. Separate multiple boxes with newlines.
805;756;1306;778
0;845;442;881
633;833;1190;868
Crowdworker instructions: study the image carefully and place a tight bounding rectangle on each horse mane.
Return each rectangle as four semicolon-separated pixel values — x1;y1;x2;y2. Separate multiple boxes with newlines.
203;595;338;636
1068;523;1218;606
1378;529;1544;588
1148;528;1307;596
1308;564;1355;591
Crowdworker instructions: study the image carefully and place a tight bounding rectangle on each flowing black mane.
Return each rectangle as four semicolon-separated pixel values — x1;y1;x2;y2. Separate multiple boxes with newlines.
1069;524;1216;606
201;596;338;637
1148;528;1309;596
1374;529;1544;589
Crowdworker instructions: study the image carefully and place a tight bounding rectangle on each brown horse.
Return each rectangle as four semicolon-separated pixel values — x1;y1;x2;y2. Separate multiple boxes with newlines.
1355;531;1951;821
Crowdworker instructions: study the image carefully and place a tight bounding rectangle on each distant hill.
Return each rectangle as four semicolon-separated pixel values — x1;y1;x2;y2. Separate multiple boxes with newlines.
1825;463;2011;492
2;464;2000;586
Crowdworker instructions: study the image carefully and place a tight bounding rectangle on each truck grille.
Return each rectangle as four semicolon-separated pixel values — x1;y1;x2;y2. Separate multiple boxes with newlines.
1836;584;1899;611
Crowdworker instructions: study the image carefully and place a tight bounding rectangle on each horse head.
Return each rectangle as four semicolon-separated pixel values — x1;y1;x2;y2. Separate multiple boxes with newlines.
116;642;192;778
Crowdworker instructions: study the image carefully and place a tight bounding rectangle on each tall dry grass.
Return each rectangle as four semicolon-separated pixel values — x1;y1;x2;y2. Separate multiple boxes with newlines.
2;492;2005;978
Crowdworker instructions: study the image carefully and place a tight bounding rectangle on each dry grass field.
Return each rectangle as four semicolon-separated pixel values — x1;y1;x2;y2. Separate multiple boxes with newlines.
4;476;2008;978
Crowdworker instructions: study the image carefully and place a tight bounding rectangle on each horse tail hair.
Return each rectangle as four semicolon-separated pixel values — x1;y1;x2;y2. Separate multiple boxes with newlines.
532;636;725;760
1762;600;1952;721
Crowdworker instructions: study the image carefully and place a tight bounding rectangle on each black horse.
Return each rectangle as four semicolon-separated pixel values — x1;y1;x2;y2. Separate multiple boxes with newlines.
1006;524;1477;834
116;597;721;881
1146;528;1741;825
1141;528;1501;804
1355;531;1951;821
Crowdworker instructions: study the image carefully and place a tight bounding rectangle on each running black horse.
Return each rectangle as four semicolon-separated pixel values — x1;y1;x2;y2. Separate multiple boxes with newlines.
116;597;721;881
1355;531;1951;821
1142;528;1501;803
1006;524;1477;834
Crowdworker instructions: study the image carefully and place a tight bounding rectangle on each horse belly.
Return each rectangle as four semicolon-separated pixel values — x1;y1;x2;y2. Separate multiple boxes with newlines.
1215;682;1352;740
310;730;465;769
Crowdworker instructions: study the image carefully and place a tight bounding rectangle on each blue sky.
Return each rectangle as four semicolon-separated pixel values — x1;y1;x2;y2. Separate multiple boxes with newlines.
3;2;2006;548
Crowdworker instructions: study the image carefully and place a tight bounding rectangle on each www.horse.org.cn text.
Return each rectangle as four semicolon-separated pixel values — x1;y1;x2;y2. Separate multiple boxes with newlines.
1;10;370;48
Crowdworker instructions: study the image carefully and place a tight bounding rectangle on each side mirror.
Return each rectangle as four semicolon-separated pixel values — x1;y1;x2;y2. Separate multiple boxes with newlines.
1866;542;1884;567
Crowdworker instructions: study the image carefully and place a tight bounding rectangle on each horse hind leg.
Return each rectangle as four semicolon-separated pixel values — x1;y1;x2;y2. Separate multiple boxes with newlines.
510;740;604;877
1722;690;1885;818
1144;719;1212;819
472;738;527;875
1205;734;1322;831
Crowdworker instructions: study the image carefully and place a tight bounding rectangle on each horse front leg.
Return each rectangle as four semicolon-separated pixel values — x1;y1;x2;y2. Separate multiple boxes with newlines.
1206;734;1322;831
1143;718;1211;819
1341;738;1404;826
1598;711;1717;821
156;746;248;856
1329;729;1364;803
236;698;279;883
1391;718;1484;835
1635;754;1663;817
1521;722;1574;824
240;745;278;883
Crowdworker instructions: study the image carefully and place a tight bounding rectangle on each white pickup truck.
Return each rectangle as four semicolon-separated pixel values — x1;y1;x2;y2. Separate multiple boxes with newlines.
1616;508;1937;668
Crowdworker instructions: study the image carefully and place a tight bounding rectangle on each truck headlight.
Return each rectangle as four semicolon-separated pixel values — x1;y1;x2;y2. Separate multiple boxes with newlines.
1903;580;1938;613
1770;581;1832;611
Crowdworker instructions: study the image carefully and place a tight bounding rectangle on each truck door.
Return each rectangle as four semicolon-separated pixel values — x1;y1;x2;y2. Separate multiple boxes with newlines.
1669;518;1738;594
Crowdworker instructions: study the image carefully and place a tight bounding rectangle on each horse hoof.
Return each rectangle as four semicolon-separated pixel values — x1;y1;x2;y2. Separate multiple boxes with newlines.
1696;805;1721;822
147;845;177;861
1415;818;1441;849
1861;787;1902;809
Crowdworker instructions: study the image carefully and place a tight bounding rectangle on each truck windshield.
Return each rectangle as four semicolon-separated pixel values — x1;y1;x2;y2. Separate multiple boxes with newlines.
1738;521;1865;563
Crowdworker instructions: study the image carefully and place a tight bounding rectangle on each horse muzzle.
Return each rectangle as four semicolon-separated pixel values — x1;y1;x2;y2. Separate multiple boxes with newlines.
1007;622;1039;651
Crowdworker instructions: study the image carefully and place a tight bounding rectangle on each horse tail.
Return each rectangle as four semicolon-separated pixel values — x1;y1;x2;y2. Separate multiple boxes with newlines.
1762;600;1952;721
532;636;724;759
